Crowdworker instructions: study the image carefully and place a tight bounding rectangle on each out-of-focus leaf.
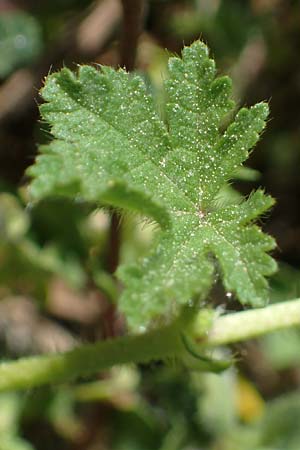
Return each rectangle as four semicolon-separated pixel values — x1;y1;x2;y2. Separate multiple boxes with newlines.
0;436;35;450
168;0;260;62
269;263;300;303
0;193;29;241
0;392;34;450
0;193;86;297
47;390;83;441
259;391;300;449
0;392;21;436
159;417;186;450
221;391;300;450
112;410;161;450
233;166;261;182
74;366;140;404
0;11;42;78
261;328;300;370
196;370;237;435
258;264;300;370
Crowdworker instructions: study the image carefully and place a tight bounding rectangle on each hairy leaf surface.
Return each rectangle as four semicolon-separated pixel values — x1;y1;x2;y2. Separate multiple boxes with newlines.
28;41;277;330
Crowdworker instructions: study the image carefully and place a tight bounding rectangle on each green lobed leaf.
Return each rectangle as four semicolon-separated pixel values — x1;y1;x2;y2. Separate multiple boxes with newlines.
28;41;277;331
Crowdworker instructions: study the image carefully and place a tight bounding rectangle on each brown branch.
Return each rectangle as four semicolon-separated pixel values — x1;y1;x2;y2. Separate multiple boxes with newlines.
119;0;145;70
107;0;145;273
107;0;146;274
106;0;146;335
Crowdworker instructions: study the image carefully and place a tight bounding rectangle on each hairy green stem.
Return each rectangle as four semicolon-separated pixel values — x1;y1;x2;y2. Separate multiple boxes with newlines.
0;322;183;392
206;298;300;346
0;299;300;392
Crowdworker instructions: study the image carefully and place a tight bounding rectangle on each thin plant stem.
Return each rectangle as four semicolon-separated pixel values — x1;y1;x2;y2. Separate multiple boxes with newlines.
1;299;300;392
106;0;145;332
206;298;300;346
119;0;145;70
0;320;182;392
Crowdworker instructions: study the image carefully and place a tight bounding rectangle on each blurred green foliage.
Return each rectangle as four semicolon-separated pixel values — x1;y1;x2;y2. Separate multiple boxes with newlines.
0;11;42;78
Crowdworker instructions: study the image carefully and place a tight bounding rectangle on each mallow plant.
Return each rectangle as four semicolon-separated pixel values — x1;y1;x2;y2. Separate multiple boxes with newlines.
1;40;300;391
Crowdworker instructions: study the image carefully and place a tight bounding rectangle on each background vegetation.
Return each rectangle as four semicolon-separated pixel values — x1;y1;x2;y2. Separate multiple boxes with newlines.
1;0;300;449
